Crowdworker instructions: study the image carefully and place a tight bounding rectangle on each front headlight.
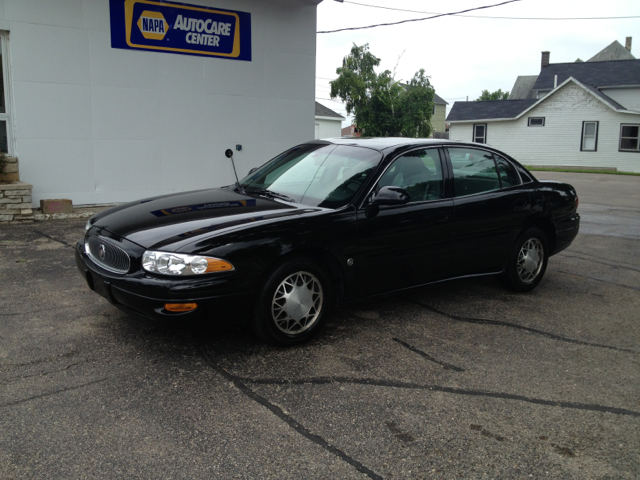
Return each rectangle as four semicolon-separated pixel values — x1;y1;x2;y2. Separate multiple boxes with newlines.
142;251;234;276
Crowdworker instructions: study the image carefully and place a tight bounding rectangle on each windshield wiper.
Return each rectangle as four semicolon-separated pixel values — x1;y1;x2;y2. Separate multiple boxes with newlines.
245;188;297;203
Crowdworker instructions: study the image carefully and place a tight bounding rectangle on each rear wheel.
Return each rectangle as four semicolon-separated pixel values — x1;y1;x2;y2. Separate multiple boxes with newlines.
503;228;549;292
251;258;331;346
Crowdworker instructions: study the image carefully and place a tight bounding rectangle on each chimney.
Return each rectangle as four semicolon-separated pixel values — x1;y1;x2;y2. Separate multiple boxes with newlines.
625;37;632;52
541;51;550;68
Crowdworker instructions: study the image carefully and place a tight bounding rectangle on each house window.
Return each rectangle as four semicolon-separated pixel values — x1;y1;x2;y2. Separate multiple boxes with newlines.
473;124;486;143
619;124;640;152
528;117;545;127
581;121;598;151
0;34;11;153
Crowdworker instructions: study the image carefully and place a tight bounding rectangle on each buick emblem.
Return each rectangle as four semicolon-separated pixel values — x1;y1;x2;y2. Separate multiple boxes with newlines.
98;244;106;260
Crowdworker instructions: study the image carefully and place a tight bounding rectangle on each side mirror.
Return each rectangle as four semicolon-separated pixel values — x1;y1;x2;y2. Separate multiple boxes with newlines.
370;186;410;206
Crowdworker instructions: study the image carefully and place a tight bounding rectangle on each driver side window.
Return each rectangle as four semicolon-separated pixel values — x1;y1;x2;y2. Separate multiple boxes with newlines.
376;149;444;202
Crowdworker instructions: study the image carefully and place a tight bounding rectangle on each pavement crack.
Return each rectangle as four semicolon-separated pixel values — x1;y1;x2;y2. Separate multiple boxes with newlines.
197;344;383;480
239;375;640;418
0;378;108;408
1;361;89;384
33;229;75;249
408;298;639;354
1;350;82;369
392;338;464;372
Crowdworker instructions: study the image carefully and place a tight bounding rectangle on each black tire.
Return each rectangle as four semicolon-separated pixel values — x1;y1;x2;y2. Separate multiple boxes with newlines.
251;257;332;346
503;228;549;292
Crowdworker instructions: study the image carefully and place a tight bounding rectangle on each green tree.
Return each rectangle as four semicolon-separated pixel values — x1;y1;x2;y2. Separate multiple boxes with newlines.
476;89;509;101
330;44;435;137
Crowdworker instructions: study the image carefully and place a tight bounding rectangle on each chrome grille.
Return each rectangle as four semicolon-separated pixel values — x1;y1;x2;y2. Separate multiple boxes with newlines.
85;235;131;274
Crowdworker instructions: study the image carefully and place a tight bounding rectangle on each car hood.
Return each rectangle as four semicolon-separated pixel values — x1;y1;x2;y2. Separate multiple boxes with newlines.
90;188;320;250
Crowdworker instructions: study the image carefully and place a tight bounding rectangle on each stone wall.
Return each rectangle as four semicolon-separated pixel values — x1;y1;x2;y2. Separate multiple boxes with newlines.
0;156;19;182
0;182;34;223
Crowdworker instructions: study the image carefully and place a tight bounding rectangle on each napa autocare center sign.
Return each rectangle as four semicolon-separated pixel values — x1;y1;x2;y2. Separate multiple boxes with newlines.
109;0;251;60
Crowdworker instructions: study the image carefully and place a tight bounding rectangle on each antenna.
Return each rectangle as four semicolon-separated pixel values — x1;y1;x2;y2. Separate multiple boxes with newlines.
225;148;246;194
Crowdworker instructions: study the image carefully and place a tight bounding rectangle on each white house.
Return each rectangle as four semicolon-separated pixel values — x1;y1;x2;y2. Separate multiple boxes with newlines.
314;101;344;139
0;0;322;207
448;52;640;173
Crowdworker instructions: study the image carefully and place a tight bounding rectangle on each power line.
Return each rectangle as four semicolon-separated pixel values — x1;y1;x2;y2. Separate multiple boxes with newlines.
317;0;524;33
342;1;640;21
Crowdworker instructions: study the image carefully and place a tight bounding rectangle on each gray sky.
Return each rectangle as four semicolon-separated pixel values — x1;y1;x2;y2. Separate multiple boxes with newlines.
314;0;639;126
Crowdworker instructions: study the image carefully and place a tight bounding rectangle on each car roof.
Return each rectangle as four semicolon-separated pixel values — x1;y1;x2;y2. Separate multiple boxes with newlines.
308;137;454;152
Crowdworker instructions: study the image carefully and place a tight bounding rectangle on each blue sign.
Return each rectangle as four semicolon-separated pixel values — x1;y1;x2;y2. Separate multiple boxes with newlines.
109;0;251;61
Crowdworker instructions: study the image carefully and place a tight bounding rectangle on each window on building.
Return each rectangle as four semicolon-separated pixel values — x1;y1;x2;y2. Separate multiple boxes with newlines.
528;117;545;127
0;35;11;153
473;124;486;143
619;124;640;152
581;121;598;152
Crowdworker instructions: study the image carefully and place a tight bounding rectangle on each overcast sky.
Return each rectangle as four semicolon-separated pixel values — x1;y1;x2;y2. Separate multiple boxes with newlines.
314;0;639;126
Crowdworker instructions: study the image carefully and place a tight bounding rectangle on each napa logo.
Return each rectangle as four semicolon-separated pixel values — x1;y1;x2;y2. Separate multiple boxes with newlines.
137;10;169;40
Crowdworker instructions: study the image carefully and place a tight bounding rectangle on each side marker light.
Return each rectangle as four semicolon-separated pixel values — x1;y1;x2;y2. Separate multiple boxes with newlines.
165;303;198;313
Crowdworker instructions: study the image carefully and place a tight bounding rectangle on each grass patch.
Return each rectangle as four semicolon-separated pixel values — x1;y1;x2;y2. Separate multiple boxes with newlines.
525;166;640;176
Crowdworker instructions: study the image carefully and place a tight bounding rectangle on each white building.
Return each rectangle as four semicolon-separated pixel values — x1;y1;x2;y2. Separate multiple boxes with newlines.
0;0;322;206
448;53;640;173
314;101;344;139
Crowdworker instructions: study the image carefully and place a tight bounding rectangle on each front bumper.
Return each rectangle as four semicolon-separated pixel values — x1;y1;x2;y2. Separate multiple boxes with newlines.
75;239;253;326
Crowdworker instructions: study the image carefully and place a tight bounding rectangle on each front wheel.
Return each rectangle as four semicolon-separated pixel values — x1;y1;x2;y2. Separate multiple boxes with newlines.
503;228;549;292
251;258;331;346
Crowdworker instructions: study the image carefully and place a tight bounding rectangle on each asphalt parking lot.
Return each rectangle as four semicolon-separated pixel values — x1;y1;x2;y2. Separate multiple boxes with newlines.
1;172;639;479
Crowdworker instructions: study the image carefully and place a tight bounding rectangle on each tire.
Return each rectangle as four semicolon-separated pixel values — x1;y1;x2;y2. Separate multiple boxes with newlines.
503;228;549;292
251;257;331;346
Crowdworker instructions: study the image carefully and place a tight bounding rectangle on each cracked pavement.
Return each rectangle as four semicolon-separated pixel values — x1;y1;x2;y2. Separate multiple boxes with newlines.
1;171;639;479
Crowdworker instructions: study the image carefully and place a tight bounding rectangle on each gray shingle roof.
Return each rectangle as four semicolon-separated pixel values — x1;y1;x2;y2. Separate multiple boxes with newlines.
446;99;537;121
533;59;640;91
588;40;635;62
434;93;448;105
315;101;345;119
508;75;538;100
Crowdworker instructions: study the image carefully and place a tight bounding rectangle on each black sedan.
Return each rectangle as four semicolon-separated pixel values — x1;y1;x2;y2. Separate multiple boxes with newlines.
76;138;580;345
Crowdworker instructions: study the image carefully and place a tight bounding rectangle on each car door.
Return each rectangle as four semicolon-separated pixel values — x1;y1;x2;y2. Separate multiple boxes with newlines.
446;147;531;276
354;148;454;297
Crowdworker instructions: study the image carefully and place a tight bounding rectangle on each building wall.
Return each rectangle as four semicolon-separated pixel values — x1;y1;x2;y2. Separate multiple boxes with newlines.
314;117;342;139
449;83;640;173
432;103;447;134
0;0;318;205
600;87;640;112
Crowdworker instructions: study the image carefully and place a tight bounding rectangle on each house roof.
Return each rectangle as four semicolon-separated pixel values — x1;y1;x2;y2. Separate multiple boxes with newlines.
448;76;640;123
446;99;537;122
588;40;636;62
508;75;538;100
434;93;448;105
314;101;345;119
533;59;640;91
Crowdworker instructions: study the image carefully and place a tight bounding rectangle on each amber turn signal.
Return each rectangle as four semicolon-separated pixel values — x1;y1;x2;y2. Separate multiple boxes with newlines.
164;303;198;312
205;259;234;273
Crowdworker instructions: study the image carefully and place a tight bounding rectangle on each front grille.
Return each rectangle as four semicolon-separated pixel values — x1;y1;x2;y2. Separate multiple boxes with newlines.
85;235;131;274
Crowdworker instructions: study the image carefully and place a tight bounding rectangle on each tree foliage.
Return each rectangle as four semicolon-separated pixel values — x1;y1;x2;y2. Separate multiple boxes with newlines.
330;44;435;137
476;89;509;101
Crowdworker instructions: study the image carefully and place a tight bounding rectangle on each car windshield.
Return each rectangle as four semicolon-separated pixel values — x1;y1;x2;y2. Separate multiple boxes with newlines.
240;144;381;209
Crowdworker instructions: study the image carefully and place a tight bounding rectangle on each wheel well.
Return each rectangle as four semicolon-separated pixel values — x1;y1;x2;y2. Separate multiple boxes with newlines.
525;218;556;253
260;248;346;306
